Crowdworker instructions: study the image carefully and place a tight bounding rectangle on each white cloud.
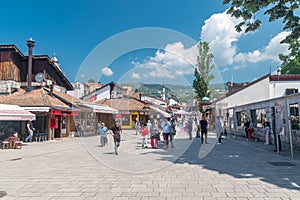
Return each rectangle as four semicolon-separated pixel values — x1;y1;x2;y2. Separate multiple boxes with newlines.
132;42;197;79
131;72;140;79
130;10;290;80
101;67;113;76
233;31;290;63
201;10;245;66
233;65;241;70
220;68;229;72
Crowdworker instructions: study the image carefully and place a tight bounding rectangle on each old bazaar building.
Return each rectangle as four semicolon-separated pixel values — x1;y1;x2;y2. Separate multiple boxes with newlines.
0;44;73;94
0;88;80;140
97;97;150;129
207;74;300;155
0;43;75;140
80;82;145;128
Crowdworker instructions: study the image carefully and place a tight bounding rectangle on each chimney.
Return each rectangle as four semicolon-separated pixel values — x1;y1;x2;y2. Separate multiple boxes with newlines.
27;38;35;92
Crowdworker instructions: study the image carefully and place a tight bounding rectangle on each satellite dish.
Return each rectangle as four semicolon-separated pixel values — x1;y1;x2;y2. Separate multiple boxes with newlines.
35;73;44;82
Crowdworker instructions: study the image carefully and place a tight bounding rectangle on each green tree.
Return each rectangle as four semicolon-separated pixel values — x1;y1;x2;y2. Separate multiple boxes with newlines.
223;0;300;74
223;0;299;45
193;42;215;111
279;39;300;74
196;42;215;86
193;68;210;101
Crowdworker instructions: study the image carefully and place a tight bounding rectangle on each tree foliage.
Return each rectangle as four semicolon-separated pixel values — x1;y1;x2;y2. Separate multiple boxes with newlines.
223;0;300;74
193;42;215;110
223;0;299;45
196;42;215;86
279;39;300;74
193;68;210;101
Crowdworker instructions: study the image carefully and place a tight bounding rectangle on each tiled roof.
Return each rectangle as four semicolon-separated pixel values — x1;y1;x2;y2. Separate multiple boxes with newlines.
269;75;300;81
52;89;83;104
0;88;70;108
96;98;147;111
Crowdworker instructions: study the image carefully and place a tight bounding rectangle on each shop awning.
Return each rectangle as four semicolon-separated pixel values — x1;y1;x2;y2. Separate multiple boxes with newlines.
150;105;171;118
22;106;50;112
50;109;79;116
173;109;191;115
0;104;36;121
78;103;118;114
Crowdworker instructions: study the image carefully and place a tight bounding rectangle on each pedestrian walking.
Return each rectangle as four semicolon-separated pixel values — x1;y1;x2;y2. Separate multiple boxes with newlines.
196;116;201;138
161;117;172;150
248;120;255;141
200;115;208;144
150;122;159;149
272;114;283;152
100;122;108;147
25;120;35;142
135;118;140;135
81;120;85;136
187;117;193;140
244;118;250;140
108;121;122;155
170;114;176;148
263;121;271;145
140;123;149;148
216;116;223;145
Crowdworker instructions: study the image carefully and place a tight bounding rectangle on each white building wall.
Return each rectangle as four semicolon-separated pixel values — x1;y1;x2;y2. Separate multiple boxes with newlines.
269;81;300;99
67;82;87;98
216;77;270;115
141;96;166;107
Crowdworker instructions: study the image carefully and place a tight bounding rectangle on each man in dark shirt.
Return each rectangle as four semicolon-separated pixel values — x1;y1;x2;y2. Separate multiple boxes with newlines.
244;119;250;140
109;121;122;155
200;115;208;144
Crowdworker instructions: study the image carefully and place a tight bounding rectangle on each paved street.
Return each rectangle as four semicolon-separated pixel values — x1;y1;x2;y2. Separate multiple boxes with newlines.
0;127;300;200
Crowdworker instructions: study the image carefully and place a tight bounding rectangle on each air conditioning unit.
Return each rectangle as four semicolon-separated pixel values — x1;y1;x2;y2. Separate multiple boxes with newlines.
111;91;117;99
46;79;53;86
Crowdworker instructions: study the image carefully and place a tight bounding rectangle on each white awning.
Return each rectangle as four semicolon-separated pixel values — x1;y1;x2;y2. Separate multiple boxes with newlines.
0;104;36;121
173;109;191;115
22;107;50;112
150;105;171;118
79;103;118;114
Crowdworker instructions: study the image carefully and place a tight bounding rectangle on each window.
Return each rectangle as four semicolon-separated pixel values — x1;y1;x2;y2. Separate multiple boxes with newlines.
256;109;266;127
290;103;299;130
236;111;246;126
236;112;241;126
250;109;257;125
122;114;130;126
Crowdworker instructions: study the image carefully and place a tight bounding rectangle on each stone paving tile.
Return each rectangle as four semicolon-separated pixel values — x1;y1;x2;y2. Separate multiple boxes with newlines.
0;130;300;199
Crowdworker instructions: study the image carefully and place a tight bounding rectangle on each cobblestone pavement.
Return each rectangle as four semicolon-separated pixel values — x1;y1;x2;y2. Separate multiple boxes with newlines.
0;127;300;200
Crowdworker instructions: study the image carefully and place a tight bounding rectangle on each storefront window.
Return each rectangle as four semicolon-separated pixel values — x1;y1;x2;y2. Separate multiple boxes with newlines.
250;109;257;125
122;114;130;126
62;116;66;129
256;109;266;127
290;103;299;130
236;111;246;126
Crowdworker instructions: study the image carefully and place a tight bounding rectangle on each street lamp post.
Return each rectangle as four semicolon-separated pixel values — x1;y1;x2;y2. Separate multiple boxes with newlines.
27;38;35;92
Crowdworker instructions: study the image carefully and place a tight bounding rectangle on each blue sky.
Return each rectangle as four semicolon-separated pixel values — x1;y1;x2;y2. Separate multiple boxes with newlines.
0;0;293;86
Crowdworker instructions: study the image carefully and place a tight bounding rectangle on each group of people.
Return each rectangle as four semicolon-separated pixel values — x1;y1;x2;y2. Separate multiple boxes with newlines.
139;116;176;150
244;119;255;141
243;117;283;152
0;120;35;143
97;120;122;155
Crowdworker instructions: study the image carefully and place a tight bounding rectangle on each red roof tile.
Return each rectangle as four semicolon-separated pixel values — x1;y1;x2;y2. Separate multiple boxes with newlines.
0;88;70;108
96;98;147;111
269;75;300;81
